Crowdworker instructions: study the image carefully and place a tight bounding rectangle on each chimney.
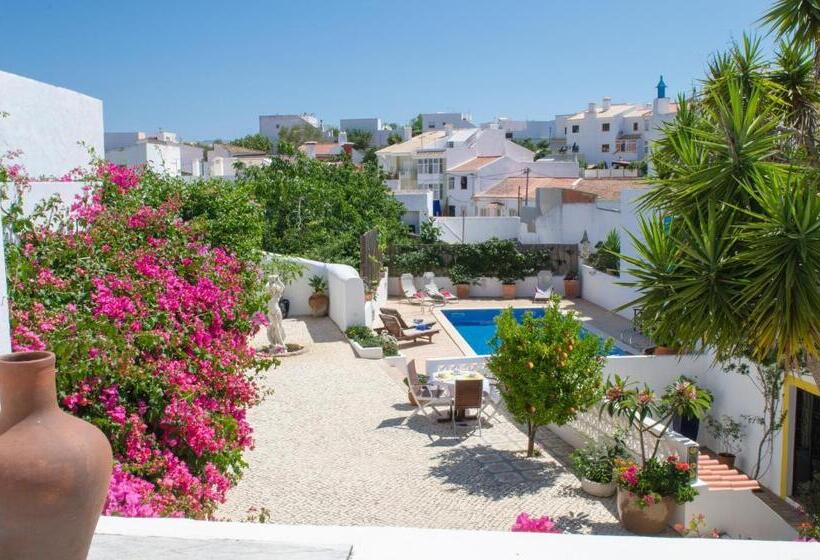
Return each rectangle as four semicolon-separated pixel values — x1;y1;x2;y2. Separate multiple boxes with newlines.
402;126;412;141
303;141;317;159
337;130;348;144
602;97;611;111
587;102;597;114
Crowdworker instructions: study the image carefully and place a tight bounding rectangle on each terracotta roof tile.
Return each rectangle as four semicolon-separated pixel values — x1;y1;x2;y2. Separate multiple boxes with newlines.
473;176;579;200
574;178;645;201
447;156;502;172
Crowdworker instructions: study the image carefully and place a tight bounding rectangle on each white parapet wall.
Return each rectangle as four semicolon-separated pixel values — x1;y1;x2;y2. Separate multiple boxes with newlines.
277;255;374;332
388;275;566;299
93;516;816;559
579;264;639;320
433;216;521;243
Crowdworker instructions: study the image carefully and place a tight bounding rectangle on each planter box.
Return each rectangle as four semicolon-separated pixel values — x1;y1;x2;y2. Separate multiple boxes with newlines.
382;354;407;373
350;340;383;359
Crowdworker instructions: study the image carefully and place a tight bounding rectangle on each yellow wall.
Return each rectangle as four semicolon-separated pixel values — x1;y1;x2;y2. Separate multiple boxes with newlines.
780;375;820;497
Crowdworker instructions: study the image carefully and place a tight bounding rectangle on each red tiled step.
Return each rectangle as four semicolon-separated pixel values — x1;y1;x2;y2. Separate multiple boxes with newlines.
697;452;761;492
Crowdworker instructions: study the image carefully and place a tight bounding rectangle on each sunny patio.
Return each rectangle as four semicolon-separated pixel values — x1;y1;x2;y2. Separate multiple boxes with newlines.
216;311;629;534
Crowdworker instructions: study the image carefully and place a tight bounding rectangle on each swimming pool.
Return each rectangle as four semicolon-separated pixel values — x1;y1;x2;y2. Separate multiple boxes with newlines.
440;307;631;356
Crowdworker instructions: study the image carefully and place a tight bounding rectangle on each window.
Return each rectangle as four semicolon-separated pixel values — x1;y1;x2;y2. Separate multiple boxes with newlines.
448;176;455;190
571;125;580;133
428;123;435;129
601;144;610;153
460;176;468;190
563;127;567;135
602;123;610;132
417;158;442;175
505;132;513;139
419;183;442;200
644;120;649;131
448;205;456;216
633;122;639;132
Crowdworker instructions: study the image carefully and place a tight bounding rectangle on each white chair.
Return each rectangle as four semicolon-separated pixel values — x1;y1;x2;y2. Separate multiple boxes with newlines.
400;273;429;305
405;360;450;422
533;270;553;302
422;271;457;303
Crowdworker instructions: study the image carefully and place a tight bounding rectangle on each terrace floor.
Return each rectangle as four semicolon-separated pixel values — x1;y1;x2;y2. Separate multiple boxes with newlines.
216;314;628;534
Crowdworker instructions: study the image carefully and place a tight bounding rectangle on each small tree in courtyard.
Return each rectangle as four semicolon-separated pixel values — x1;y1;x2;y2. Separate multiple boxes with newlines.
487;297;611;457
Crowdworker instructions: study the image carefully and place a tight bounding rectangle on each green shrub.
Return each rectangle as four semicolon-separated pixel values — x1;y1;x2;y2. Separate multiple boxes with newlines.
587;229;620;275
570;438;627;484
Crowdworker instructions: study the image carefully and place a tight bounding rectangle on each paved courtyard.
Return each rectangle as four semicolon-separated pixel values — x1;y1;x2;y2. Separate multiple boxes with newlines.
217;315;627;534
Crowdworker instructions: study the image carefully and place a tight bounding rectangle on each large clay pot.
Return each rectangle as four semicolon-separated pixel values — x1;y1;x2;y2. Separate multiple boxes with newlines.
563;279;580;299
0;351;113;559
653;345;677;356
501;283;517;299
717;452;736;469
308;293;329;317
581;478;616;497
455;283;471;299
616;488;675;535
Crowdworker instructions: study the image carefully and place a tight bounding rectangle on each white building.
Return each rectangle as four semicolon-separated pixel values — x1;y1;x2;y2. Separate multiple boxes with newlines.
551;77;677;166
377;127;578;219
421;112;475;131
0;70;103;178
297;131;365;164
482;117;555;140
259;113;327;144
338;117;399;147
105;131;186;176
206;143;271;179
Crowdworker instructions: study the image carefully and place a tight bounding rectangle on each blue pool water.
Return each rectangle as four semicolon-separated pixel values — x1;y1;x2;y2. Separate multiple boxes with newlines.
441;307;630;356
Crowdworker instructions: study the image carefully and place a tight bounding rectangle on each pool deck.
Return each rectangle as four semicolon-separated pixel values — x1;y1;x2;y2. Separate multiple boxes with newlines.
380;297;647;373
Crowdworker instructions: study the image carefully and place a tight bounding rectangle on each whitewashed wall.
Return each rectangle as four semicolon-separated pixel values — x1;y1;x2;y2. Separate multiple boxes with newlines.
579;264;639;319
0;70;103;177
388;274;565;298
277;256;370;332
434;216;521;243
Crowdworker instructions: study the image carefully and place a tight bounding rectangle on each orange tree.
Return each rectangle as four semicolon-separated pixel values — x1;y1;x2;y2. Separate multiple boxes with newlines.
487;297;611;457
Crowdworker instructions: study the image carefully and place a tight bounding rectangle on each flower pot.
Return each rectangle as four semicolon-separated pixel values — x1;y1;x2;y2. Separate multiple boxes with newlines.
350;340;383;359
581;478;616;497
653;345;677;355
717;453;736;469
0;351;113;559
672;413;701;441
308;293;329;317
365;292;374;302
563;279;580;299
617;488;675;535
455;283;471;299
502;283;517;299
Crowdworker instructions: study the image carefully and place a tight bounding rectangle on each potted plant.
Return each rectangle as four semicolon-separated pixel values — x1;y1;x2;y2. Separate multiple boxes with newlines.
344;325;384;359
308;275;329;317
705;415;743;469
563;269;580;299
670;376;713;440
571;437;627;497
601;375;711;534
448;264;477;299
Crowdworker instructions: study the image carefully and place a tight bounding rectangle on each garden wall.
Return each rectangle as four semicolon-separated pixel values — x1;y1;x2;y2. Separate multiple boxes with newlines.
579;264;640;320
279;256;369;332
433;216;521;243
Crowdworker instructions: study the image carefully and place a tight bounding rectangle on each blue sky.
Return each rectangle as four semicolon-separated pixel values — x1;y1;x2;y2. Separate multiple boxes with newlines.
1;0;773;141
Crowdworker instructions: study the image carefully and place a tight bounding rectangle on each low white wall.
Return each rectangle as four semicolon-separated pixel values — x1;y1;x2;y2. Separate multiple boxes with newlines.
363;270;389;328
580;265;641;319
276;255;368;332
677;485;797;541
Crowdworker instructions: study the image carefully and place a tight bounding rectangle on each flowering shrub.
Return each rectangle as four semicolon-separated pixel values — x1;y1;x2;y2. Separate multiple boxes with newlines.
615;456;697;508
510;513;562;533
4;161;272;518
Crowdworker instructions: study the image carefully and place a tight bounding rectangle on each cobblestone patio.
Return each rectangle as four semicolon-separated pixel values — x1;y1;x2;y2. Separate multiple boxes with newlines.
217;316;627;534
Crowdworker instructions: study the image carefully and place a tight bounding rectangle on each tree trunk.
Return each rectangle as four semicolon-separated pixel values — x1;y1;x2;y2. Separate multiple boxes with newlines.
527;421;536;457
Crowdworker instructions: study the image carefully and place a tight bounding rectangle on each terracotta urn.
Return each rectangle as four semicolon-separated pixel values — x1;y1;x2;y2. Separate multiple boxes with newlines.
653;345;677;356
501;283;517;299
616;488;675;535
455;283;471;299
563;279;580;299
0;351;113;560
308;293;329;317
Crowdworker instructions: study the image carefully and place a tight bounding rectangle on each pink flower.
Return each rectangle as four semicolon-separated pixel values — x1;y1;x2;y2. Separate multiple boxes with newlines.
511;513;562;534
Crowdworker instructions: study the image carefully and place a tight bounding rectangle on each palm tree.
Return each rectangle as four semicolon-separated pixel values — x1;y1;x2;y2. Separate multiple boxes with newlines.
761;0;820;75
623;40;820;369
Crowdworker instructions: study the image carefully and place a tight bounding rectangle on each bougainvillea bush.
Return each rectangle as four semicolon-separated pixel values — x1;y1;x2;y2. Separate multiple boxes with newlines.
4;161;271;518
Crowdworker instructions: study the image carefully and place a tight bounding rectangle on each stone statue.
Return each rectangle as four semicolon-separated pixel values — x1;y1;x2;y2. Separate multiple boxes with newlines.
266;275;286;349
